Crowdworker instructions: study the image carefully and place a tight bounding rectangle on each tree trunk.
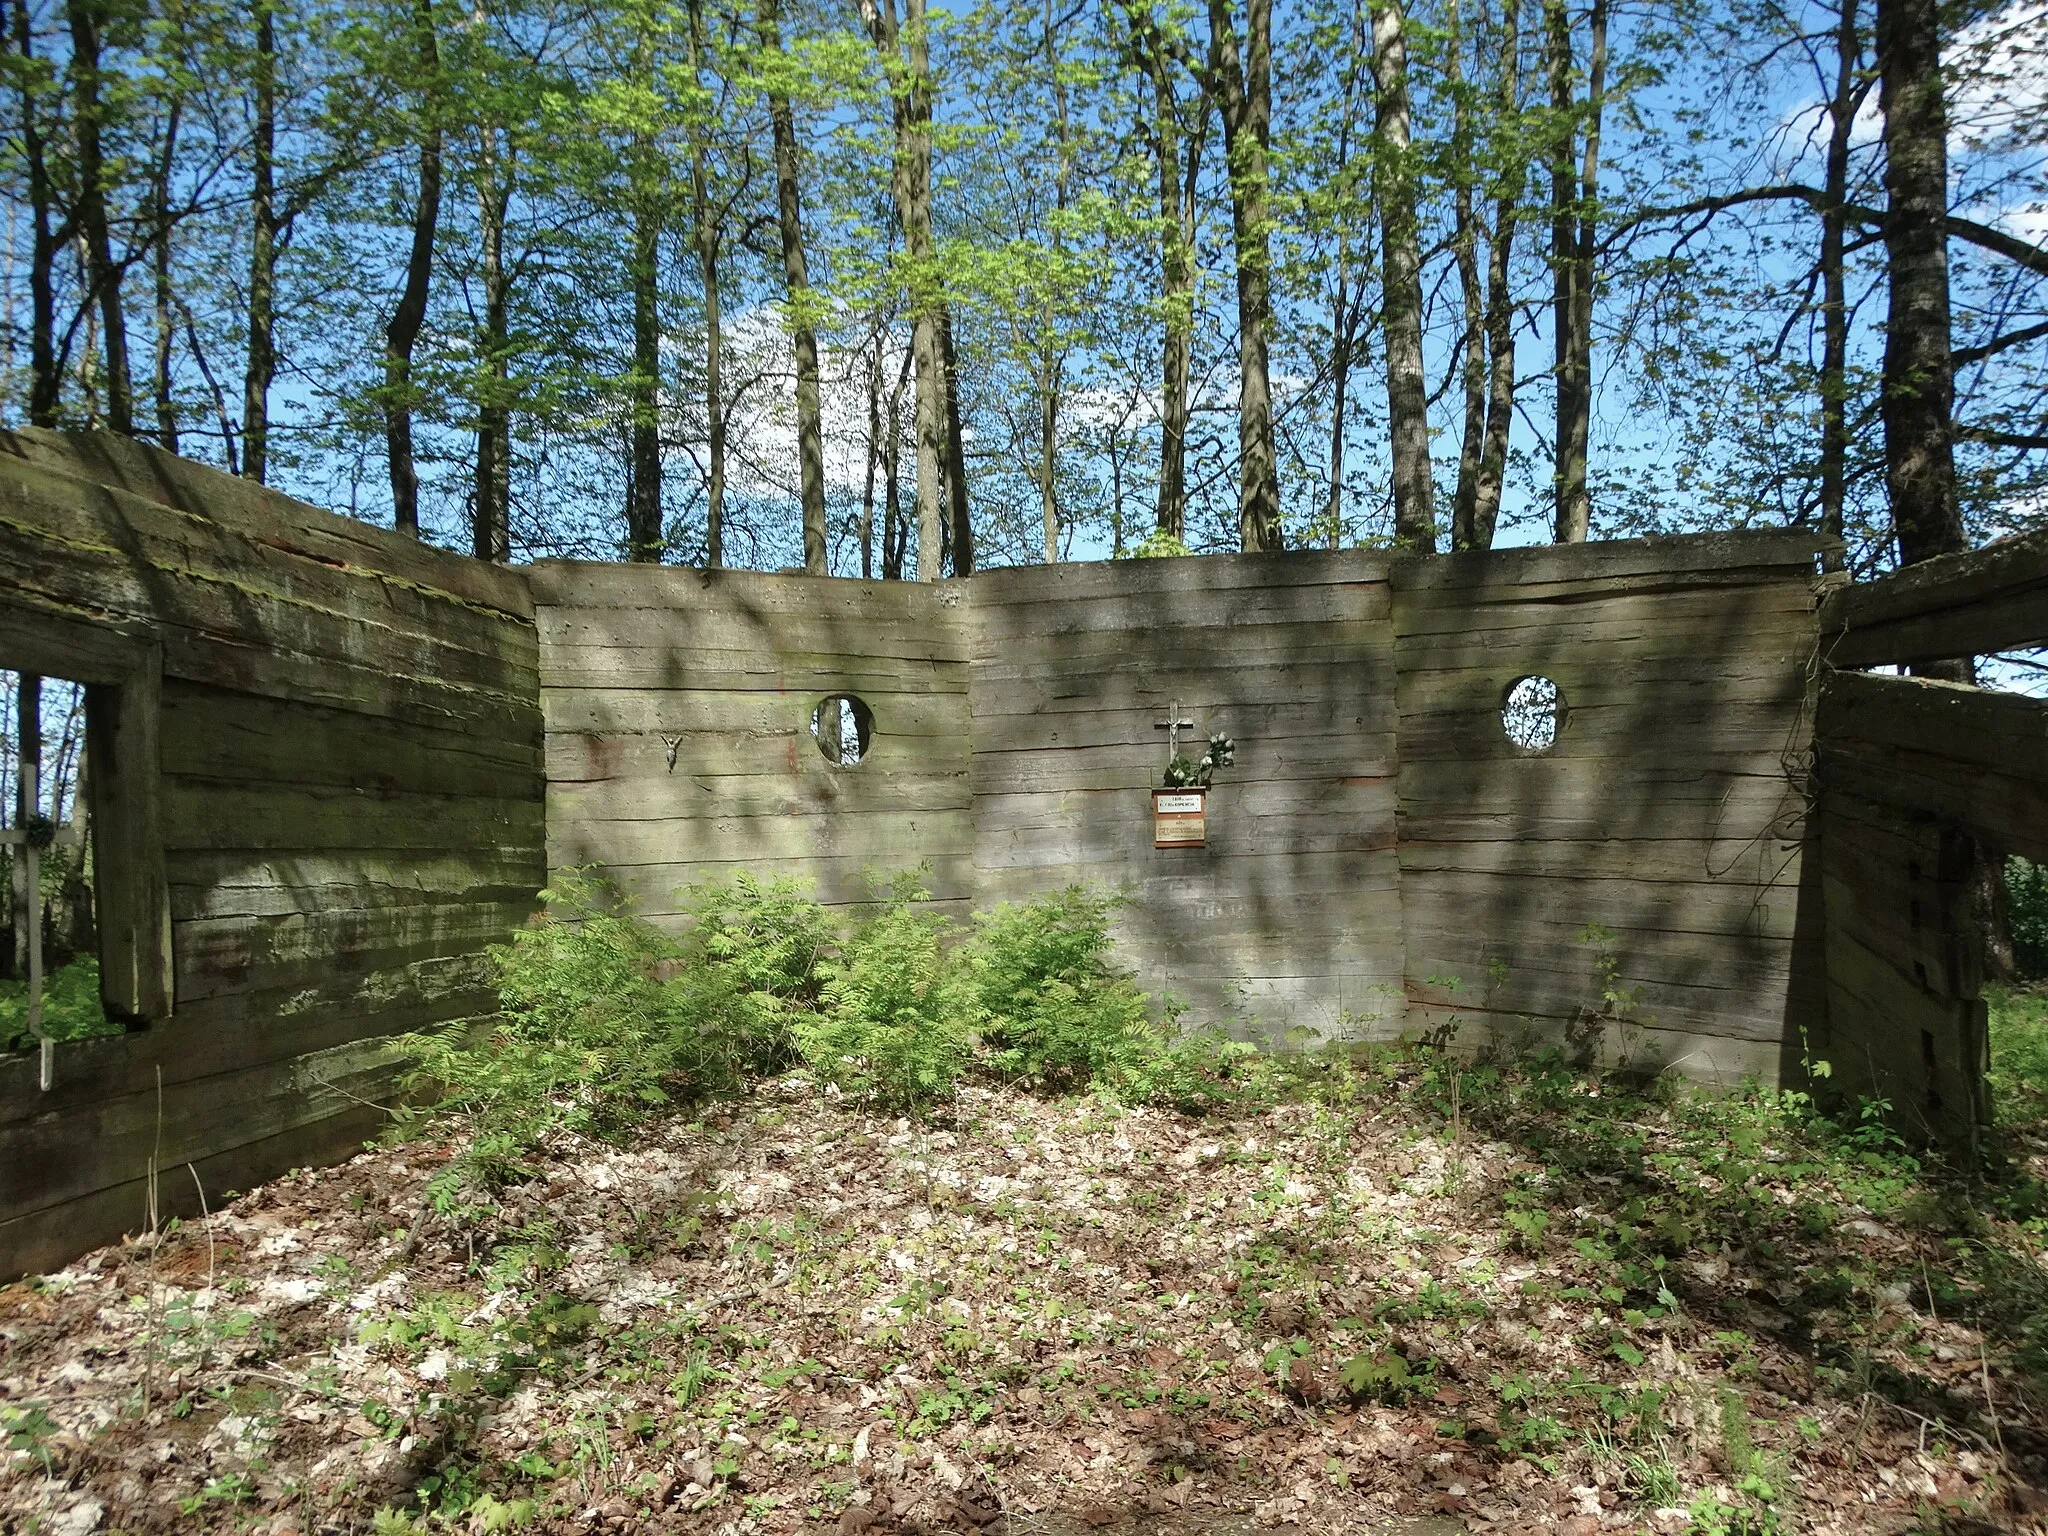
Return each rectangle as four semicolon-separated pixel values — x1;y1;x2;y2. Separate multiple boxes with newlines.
1038;0;1071;566
1326;0;1365;547
473;168;511;563
1128;7;1199;544
1041;374;1059;562
12;673;38;981
1548;0;1602;542
1815;0;1859;570
1449;0;1486;548
882;343;912;579
1372;0;1434;551
860;0;945;579
67;0;132;435
242;0;277;481
1471;0;1522;548
685;0;726;569
757;0;828;574
939;305;972;574
861;335;881;579
1327;248;1350;547
385;0;440;539
14;0;59;428
627;184;663;561
1876;0;1963;571
1206;0;1282;551
151;104;180;452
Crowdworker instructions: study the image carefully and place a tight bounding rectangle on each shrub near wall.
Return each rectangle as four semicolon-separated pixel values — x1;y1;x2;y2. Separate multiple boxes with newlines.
398;872;1243;1208
2010;857;2048;981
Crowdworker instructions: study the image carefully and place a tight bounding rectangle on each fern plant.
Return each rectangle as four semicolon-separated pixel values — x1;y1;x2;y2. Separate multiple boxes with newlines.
971;886;1150;1087
396;871;814;1210
796;874;980;1109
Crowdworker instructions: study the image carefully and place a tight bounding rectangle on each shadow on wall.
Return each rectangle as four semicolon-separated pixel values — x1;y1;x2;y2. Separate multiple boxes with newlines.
1390;537;1832;1089
531;562;977;923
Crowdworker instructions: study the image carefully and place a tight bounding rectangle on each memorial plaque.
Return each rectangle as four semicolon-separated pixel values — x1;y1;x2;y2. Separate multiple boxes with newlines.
1153;788;1207;848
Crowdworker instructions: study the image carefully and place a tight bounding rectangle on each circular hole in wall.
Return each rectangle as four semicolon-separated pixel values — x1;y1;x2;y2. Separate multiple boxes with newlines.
1501;675;1564;753
811;694;874;767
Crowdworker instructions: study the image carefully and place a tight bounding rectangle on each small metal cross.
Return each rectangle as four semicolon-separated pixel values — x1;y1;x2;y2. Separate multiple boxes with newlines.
0;757;83;1092
1154;700;1195;762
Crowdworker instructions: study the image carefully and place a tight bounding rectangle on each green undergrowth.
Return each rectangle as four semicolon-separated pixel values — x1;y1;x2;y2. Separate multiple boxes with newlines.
1443;1027;2048;1418
391;868;2048;1478
2007;855;2048;980
1989;981;2048;1129
364;1026;2048;1536
395;870;1249;1211
0;955;119;1053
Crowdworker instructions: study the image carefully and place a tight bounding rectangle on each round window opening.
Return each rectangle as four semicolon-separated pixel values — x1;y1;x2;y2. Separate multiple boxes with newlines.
1501;675;1564;753
811;694;874;767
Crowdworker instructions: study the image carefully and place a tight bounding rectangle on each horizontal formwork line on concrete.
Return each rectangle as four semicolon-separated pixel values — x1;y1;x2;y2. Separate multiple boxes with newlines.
0;427;533;618
2;493;541;684
539;628;969;670
966;547;1395;603
539;657;971;693
549;776;973;820
527;561;961;616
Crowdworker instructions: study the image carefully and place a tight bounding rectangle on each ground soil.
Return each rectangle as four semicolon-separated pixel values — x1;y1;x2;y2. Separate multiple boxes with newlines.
1;1074;2042;1535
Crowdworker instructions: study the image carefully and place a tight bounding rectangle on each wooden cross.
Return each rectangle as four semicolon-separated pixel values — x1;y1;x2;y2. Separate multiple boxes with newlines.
1154;700;1195;762
1;757;83;1092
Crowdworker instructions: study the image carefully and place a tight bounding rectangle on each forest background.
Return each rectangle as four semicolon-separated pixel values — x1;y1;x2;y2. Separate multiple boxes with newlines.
0;0;2044;584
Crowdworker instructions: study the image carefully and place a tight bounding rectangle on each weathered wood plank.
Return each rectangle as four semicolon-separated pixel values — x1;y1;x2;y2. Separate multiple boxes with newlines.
0;1033;407;1220
0;601;153;684
551;728;974;784
972;747;1396;796
550;807;975;869
1818;526;2048;663
1394;584;1820;644
1397;702;1809;764
1816;671;2048;861
528;561;963;626
174;901;534;1003
1400;1008;1791;1086
1388;530;1826;594
550;769;971;821
1404;873;1806;945
540;648;968;694
972;702;1395;758
1398;760;1801;814
88;652;173;1021
0;427;533;617
0;1098;393;1283
165;781;545;853
169;850;541;920
0;456;540;679
163;682;541;797
1;521;540;731
538;604;968;659
541;687;969;740
967;547;1395;604
974;583;1390;640
597;854;978;914
967;661;1391;719
1400;829;1808;882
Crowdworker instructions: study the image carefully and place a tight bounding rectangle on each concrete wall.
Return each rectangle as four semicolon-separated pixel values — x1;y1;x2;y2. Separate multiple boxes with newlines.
535;534;1831;1069
0;427;1844;1275
967;551;1403;1040
1394;535;1831;1082
1808;528;2048;1151
532;563;974;919
0;431;543;1277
